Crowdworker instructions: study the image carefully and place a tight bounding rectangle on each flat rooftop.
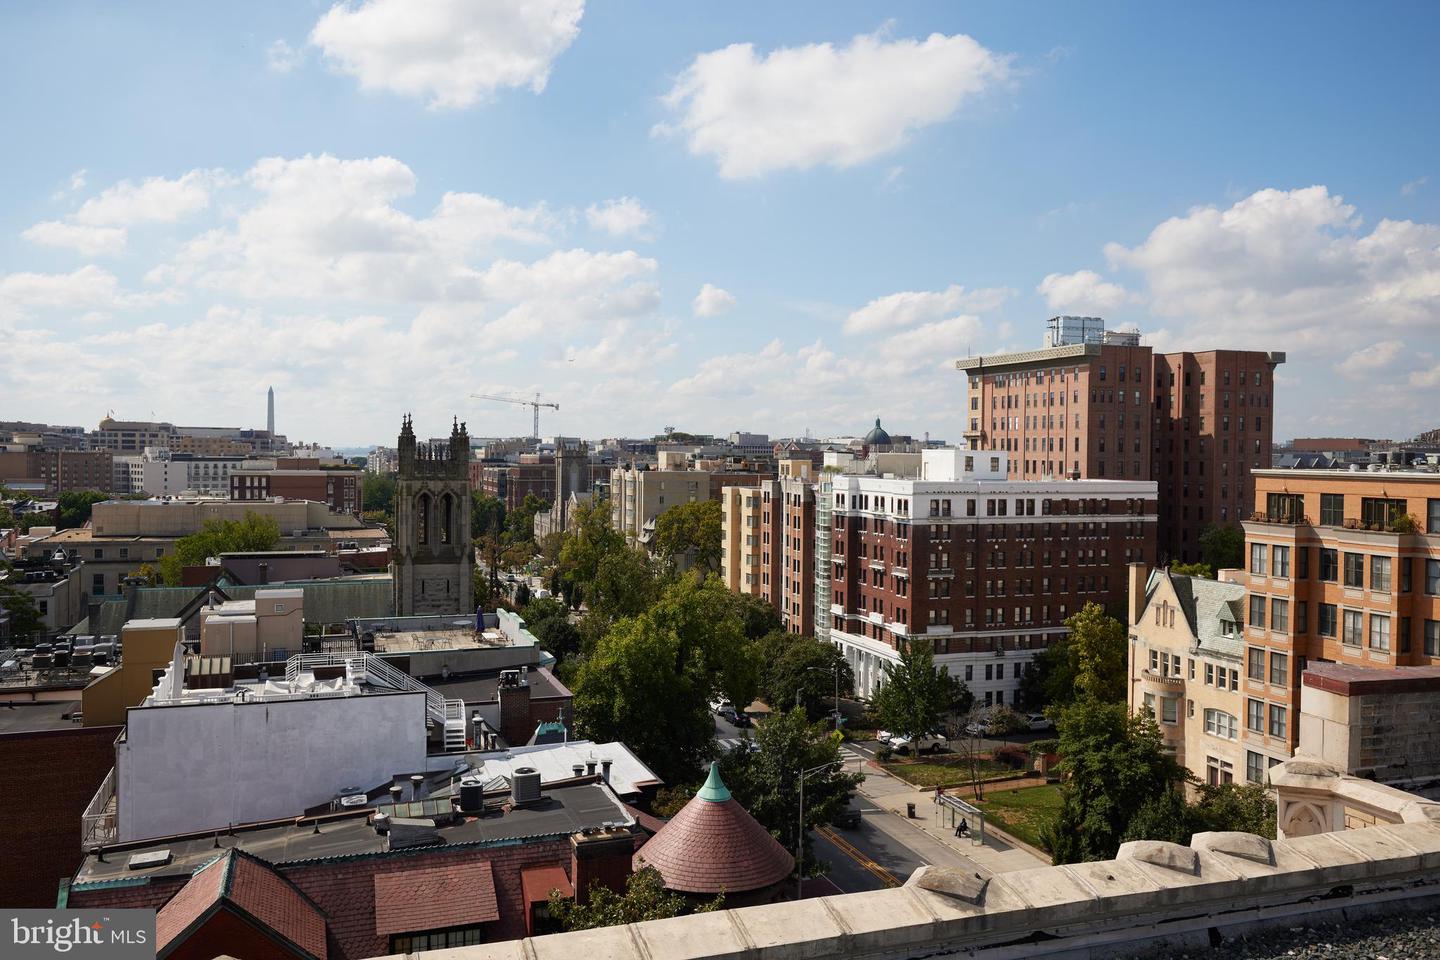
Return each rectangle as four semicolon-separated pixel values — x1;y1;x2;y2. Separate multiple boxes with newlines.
0;699;84;733
72;781;633;885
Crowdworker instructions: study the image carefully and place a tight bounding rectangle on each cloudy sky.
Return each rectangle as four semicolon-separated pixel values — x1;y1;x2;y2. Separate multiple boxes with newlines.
2;2;1437;447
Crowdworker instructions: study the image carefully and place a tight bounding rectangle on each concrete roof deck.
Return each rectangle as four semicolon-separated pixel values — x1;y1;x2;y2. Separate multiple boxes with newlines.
0;699;84;732
370;628;514;653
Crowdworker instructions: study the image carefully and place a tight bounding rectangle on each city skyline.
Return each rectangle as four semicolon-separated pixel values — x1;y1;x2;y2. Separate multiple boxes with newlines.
1;2;1437;445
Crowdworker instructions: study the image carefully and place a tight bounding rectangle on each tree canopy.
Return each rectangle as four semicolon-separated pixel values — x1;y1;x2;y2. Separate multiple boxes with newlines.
719;707;863;868
1022;601;1127;709
754;630;853;720
547;866;721;931
1169;561;1215;580
1198;523;1244;573
521;596;581;663
56;490;110;530
1042;699;1192;863
471;490;505;540
652;499;723;572
871;638;971;740
361;471;395;514
159;512;281;585
0;560;45;641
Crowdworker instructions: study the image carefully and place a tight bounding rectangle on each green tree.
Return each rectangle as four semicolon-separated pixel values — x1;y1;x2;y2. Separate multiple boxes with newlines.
506;493;548;544
158;512;281;585
362;472;396;514
1198;523;1244;573
586;546;663;626
1189;782;1276;839
1169;561;1215;579
522;597;582;662
571;613;716;785
652;499;723;572
720;708;863;868
1029;602;1128;709
730;591;783;641
547;865;721;931
648;573;757;710
0;560;45;641
1042;700;1192;863
558;497;626;590
755;630;853;720
871;639;971;741
55;491;110;530
471;491;505;539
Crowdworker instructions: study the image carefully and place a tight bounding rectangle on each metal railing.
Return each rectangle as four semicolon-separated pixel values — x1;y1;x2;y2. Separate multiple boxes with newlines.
284;652;457;728
81;767;116;850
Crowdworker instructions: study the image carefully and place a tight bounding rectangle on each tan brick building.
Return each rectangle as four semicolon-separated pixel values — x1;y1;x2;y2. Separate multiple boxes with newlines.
719;485;763;597
1238;468;1440;782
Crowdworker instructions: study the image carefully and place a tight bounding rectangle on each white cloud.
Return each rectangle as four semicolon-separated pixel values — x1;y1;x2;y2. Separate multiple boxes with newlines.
585;197;654;238
266;39;304;74
154;154;560;302
0;265;178;320
658;27;1011;178
844;283;1011;334
692;283;735;317
74;170;217;226
21;221;127;257
1036;269;1129;312
1104;186;1440;349
309;0;584;110
1401;176;1428;197
1337;340;1404;379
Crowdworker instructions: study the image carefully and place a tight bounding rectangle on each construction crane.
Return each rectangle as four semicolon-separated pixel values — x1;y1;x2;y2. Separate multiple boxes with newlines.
471;392;559;439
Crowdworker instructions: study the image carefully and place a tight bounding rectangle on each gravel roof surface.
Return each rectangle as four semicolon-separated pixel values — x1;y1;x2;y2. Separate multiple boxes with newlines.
1149;909;1440;959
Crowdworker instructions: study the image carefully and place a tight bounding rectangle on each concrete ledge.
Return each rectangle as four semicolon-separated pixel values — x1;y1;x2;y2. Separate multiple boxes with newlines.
385;819;1440;960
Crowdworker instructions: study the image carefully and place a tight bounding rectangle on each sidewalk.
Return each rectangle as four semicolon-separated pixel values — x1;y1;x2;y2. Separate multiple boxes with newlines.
855;761;1046;874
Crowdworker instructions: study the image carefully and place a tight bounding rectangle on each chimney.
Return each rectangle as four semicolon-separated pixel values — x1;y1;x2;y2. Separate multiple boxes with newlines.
586;758;597;777
601;759;612;784
570;828;635;904
572;764;585;778
498;675;532;747
389;783;403;806
1127;562;1147;627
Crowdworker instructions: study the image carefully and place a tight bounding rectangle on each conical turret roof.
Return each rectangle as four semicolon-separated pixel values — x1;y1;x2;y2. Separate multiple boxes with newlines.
635;762;794;894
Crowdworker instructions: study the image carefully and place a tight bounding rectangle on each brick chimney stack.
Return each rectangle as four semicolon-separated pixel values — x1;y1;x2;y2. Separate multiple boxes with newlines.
498;670;532;747
570;828;634;903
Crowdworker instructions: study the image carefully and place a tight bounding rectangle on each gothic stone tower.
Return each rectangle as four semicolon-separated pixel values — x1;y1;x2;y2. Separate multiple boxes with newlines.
391;415;474;616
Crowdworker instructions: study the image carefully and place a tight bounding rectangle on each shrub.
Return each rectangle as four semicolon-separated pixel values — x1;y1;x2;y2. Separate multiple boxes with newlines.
994;744;1029;769
1029;738;1060;759
876;745;894;762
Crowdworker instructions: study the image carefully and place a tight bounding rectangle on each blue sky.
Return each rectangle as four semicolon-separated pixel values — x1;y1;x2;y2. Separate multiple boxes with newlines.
1;1;1437;446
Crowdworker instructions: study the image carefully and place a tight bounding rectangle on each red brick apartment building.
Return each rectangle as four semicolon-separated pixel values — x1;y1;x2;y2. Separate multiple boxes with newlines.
231;467;363;515
956;316;1283;563
0;449;113;494
827;449;1156;707
1238;469;1440;775
759;459;819;636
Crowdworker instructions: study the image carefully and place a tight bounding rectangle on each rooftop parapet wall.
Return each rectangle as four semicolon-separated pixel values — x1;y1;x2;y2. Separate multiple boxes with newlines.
389;801;1440;960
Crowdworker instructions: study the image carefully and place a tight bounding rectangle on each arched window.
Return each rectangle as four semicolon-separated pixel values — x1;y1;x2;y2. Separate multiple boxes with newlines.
417;493;431;545
440;494;453;544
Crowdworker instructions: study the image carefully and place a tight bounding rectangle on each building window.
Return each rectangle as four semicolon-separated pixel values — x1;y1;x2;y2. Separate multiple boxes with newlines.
1271;545;1290;578
1343;552;1364;588
1427;559;1440;595
1360;497;1407;530
389;927;486;954
1269;652;1288;686
1248;594;1266;628
1426;620;1440;657
1429;498;1440;535
1320;493;1344;527
1318;602;1337;638
1271;597;1289;634
1204;709;1238;740
1370;614;1391;652
1161;697;1178;724
1246;698;1264;732
1249;543;1267;575
1247;647;1264;681
1297;546;1309;580
1319;548;1338;582
1247;751;1266;784
1268;704;1287;739
1342;609;1363;646
1371;556;1392;593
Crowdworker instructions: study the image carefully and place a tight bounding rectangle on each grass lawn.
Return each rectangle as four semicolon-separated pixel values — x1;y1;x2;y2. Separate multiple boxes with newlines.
879;756;1018;788
977;783;1062;852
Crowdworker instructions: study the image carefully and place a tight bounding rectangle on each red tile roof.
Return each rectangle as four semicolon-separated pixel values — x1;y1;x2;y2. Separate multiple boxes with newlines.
634;768;794;894
373;859;499;937
156;849;327;960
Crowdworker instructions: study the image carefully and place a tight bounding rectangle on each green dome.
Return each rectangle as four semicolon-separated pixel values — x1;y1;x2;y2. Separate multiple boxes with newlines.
863;417;892;445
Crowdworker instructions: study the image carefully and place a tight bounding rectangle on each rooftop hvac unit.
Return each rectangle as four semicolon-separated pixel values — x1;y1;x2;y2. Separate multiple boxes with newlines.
512;766;542;806
459;776;484;812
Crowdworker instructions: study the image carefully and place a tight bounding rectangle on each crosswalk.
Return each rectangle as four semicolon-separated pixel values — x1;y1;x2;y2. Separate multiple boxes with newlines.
716;737;756;754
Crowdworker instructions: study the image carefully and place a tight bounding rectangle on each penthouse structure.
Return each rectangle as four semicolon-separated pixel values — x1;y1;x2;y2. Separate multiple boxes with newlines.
1238;468;1440;772
828;448;1156;705
956;316;1283;564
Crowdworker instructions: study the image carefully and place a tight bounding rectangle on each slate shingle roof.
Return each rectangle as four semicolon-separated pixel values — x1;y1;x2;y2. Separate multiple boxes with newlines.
156;849;327;960
373;859;499;937
634;764;794;894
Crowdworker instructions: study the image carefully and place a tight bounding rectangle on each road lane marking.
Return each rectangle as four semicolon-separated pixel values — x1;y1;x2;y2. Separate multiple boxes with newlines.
817;825;900;888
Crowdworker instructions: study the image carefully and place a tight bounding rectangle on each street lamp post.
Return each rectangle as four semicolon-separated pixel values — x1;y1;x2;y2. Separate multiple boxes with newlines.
805;663;842;729
796;760;843;900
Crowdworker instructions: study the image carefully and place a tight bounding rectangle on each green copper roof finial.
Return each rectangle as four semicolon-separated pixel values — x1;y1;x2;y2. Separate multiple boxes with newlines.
696;761;731;802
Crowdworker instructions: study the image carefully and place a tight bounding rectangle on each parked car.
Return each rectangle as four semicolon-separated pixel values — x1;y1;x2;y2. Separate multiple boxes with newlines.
710;698;733;714
964;719;991;736
833;805;863;829
1025;713;1053;731
890;732;949;754
876;730;895;743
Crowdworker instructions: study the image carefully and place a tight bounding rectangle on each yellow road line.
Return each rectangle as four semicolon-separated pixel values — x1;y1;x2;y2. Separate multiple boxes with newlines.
816;825;900;888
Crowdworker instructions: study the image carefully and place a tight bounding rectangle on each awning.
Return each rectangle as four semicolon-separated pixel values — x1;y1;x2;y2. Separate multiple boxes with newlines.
520;864;574;906
374;860;498;936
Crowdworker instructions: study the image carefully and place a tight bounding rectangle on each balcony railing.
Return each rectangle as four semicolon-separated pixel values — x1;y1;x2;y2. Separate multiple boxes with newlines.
1248;512;1309;526
81;766;116;850
1141;668;1184;688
